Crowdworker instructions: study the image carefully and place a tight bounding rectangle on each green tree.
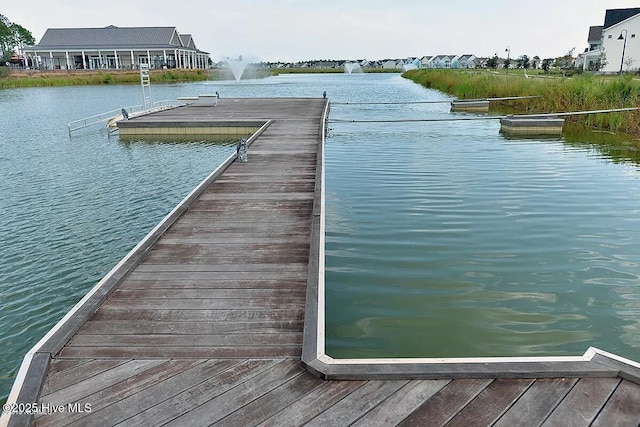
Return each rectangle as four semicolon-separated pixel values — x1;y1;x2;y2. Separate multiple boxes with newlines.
485;55;498;69
11;23;35;48
541;58;553;73
0;14;35;64
0;15;12;59
516;55;530;69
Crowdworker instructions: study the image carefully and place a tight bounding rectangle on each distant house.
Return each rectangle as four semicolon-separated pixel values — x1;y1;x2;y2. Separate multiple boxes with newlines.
428;55;456;69
589;26;604;51
23;25;210;70
583;8;640;73
601;8;640;73
471;57;488;68
419;56;433;68
381;59;400;69
453;54;477;68
315;61;340;68
581;25;605;70
403;57;420;70
429;55;443;68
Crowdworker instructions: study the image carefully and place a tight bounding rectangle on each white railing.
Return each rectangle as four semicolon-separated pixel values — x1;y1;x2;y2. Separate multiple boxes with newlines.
67;100;175;136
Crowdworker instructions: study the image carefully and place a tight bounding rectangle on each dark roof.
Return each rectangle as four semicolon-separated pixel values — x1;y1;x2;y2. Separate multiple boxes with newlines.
179;34;196;50
32;26;200;50
588;26;603;43
604;8;640;29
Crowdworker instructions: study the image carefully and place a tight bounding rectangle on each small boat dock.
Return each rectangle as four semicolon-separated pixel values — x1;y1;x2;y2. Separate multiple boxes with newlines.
3;98;640;427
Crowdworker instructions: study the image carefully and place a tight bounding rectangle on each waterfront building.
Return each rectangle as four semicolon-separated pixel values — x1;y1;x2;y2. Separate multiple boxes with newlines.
23;25;210;70
583;8;640;73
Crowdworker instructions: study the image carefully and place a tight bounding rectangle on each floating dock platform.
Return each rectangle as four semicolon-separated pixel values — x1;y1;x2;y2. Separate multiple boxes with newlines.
451;99;490;112
3;98;640;427
500;114;565;135
117;97;262;136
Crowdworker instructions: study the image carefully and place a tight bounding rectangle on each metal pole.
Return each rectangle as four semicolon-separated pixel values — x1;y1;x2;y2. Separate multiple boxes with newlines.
505;46;510;74
619;29;628;75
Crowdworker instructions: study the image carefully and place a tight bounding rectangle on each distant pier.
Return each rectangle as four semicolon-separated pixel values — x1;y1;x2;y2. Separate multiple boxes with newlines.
3;98;640;427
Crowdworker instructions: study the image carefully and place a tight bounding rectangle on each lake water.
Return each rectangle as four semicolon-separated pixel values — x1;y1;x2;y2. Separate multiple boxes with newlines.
2;73;640;403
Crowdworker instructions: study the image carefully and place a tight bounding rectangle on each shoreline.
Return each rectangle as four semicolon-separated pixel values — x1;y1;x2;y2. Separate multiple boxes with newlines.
0;67;399;89
403;69;640;139
0;68;218;88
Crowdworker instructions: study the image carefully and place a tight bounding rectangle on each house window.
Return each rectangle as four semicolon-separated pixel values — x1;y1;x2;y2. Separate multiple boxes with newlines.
608;34;613;39
632;34;637;38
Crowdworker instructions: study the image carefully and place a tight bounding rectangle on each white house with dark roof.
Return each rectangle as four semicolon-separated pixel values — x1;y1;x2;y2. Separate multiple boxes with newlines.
429;55;456;69
583;8;640;73
23;25;210;70
601;8;640;73
453;54;476;68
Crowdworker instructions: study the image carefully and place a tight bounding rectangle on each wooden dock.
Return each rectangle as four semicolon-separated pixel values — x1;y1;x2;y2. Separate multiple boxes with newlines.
4;98;640;427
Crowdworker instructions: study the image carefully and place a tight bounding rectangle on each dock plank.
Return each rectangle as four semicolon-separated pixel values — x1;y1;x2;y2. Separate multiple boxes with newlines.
40;360;166;405
113;359;280;427
161;359;304;426
88;308;305;322
493;378;578;427
399;379;492;427
87;297;305;310
40;359;129;396
304;380;409;427
592;380;640;427
542;377;621;427
351;380;451;427
67;333;303;347
109;288;307;299
117;279;306;290
445;379;534;427
256;380;366;427
35;359;205;427
58;345;302;359
71;359;247;427
214;372;323;427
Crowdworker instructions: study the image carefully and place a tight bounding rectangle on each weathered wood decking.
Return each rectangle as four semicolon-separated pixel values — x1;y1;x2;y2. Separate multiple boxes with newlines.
4;98;640;427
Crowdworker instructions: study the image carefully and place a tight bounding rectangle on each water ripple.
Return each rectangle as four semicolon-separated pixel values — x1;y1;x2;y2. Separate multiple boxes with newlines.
325;76;640;361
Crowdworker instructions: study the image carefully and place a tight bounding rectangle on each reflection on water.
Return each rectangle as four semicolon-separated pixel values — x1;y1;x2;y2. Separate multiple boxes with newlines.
324;75;640;361
117;135;242;145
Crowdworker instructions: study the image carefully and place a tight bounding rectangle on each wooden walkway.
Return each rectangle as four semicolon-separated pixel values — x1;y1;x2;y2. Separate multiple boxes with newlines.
4;98;640;427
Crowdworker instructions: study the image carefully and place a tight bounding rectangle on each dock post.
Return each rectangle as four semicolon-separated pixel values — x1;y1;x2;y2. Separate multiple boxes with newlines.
237;138;248;162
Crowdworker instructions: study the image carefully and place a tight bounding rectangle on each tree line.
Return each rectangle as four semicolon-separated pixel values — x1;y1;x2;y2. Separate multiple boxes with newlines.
484;48;585;72
0;14;35;65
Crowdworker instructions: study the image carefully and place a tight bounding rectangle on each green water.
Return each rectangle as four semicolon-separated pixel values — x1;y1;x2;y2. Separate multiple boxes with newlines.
324;74;640;361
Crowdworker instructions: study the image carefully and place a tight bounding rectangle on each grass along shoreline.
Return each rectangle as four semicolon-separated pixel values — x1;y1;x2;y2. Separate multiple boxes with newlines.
0;66;398;89
403;69;640;138
0;68;229;88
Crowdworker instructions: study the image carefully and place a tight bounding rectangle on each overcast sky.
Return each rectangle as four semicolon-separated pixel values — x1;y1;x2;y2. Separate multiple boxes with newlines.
3;1;638;62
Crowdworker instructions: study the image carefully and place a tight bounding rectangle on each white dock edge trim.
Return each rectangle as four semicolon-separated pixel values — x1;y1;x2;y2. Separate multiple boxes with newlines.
1;353;33;426
587;347;640;369
318;353;591;365
2;120;273;424
317;100;327;362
